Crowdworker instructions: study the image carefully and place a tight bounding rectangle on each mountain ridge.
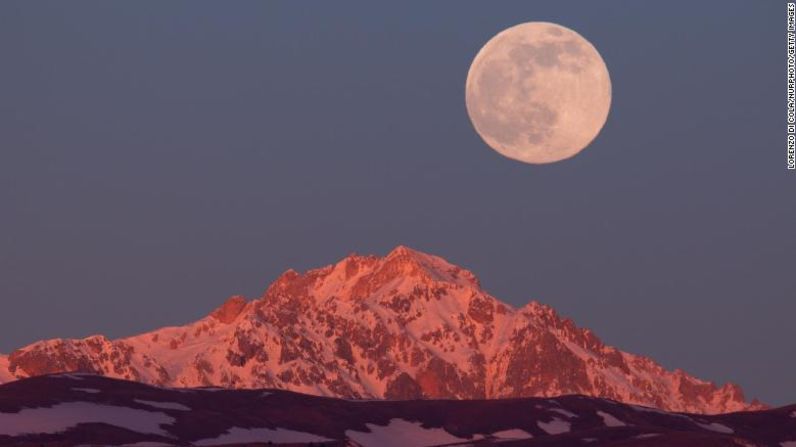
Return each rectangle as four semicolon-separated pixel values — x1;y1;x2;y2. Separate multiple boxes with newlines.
0;246;763;414
1;374;792;446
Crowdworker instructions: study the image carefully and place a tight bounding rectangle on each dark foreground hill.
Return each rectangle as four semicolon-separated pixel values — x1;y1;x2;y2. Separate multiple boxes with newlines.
0;374;793;447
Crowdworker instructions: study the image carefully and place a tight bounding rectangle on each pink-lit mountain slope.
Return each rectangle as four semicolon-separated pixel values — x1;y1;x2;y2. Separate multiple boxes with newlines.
0;246;763;414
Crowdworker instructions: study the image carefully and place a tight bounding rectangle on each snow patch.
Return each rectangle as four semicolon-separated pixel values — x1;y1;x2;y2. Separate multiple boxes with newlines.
195;426;331;446
134;399;191;411
635;433;661;439
781;442;796;447
537;417;570;435
631;404;691;421
0;402;174;436
550;407;578;418
597;410;626;427
491;429;533;439
58;373;86;381
630;404;666;414
72;387;101;394
695;421;733;434
346;418;467;447
171;388;195;393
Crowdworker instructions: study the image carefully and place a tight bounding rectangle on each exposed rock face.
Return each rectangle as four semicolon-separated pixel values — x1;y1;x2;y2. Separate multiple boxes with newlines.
0;246;763;413
210;295;248;324
385;372;423;399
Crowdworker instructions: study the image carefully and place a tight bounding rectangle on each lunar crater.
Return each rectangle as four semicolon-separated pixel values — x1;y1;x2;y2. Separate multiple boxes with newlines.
509;40;584;73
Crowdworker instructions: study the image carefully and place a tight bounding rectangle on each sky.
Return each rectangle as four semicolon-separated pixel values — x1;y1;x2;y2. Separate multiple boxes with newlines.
0;1;793;405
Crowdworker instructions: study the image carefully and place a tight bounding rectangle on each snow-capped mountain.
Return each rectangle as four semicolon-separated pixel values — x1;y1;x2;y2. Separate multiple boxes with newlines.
0;246;762;414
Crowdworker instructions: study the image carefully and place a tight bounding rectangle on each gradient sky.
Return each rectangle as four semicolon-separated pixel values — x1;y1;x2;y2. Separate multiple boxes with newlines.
1;1;793;404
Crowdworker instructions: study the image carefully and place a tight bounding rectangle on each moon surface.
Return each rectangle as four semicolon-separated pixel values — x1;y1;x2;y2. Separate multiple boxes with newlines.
465;22;611;164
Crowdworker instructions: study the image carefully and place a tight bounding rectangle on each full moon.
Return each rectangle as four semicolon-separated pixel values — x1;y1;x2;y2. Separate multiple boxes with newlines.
465;22;611;164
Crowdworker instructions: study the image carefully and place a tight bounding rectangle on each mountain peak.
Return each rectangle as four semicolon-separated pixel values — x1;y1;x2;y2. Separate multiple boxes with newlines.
263;246;484;304
0;248;764;414
386;244;419;257
380;245;481;289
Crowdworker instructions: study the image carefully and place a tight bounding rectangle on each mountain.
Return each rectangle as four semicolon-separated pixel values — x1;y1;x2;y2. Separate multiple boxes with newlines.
0;246;763;414
1;374;793;447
